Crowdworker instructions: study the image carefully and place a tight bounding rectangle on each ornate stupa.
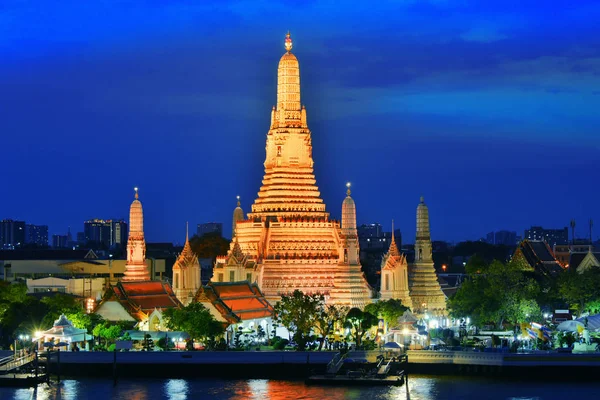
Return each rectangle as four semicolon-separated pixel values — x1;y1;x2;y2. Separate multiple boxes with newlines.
409;197;446;316
379;221;413;309
123;188;151;281
172;222;201;305
232;196;244;238
213;33;372;307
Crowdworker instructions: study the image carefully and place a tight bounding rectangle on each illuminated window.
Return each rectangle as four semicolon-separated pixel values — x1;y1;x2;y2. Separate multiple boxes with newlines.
229;271;235;281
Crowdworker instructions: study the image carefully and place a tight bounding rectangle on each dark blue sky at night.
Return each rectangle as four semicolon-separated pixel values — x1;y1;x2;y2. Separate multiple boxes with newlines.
1;1;599;245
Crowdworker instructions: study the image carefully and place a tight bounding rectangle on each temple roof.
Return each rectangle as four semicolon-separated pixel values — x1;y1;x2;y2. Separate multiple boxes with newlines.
100;281;182;321
198;281;275;321
172;226;199;271
515;240;564;277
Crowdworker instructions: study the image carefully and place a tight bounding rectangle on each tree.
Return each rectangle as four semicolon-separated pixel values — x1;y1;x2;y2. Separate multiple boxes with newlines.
558;269;600;317
344;308;378;349
448;259;541;330
163;302;225;349
313;304;348;351
67;310;104;332
41;293;83;328
365;299;408;331
273;290;323;351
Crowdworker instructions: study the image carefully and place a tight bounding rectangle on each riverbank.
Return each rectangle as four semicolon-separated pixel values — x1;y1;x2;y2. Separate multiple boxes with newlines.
39;350;600;380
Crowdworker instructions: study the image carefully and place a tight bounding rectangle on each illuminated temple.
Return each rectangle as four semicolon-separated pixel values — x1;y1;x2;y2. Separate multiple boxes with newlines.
409;197;447;316
212;33;372;308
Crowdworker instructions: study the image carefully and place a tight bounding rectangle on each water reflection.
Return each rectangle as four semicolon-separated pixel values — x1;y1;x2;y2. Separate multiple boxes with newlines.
164;379;189;400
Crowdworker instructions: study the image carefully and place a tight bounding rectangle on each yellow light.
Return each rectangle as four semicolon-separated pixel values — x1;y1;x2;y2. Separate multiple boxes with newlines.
402;328;409;335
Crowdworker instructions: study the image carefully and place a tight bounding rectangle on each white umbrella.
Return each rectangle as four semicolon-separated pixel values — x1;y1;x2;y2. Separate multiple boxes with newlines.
557;320;584;332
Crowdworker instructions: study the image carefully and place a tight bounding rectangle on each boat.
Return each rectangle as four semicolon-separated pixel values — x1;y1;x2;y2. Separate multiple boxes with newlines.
306;371;404;386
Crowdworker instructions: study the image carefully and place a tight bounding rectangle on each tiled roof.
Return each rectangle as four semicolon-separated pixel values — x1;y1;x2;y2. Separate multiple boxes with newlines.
100;280;182;321
196;281;274;322
516;240;564;276
569;252;600;270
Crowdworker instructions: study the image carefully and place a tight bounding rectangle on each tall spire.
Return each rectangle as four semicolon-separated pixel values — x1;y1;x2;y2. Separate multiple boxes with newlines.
186;221;189;241
389;220;400;257
232;195;244;238
123;187;150;281
342;182;357;232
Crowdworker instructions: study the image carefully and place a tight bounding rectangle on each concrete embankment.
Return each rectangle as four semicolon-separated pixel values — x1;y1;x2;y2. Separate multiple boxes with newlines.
44;351;337;379
407;350;600;379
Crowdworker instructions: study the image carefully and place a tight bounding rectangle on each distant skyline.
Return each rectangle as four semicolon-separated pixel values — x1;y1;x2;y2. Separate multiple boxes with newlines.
1;1;599;244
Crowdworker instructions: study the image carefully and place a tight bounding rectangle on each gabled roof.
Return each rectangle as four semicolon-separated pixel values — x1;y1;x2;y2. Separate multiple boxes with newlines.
195;281;274;322
514;240;564;277
571;251;600;272
99;280;182;322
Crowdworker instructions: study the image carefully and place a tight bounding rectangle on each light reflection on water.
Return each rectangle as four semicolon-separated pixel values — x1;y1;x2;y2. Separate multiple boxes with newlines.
3;376;599;399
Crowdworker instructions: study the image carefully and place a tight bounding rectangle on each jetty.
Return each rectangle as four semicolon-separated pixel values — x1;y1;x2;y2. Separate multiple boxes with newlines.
0;353;47;387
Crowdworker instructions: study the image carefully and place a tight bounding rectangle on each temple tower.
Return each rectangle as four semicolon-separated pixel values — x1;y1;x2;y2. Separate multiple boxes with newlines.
232;196;244;238
214;33;371;307
330;183;372;308
409;197;446;316
172;223;201;305
123;188;151;281
380;221;413;309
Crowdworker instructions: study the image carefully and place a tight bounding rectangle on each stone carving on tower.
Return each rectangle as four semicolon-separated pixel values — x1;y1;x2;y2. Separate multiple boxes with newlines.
123;188;151;282
172;223;201;305
409;197;446;316
379;221;413;309
212;33;372;307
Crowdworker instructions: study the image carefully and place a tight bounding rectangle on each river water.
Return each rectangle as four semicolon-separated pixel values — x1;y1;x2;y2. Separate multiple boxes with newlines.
2;375;599;399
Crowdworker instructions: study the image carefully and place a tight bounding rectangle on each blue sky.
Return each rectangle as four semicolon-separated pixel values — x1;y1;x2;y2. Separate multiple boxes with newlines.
1;0;599;244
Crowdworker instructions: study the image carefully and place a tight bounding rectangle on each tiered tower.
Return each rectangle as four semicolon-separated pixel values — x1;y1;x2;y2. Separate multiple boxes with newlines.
123;188;151;281
409;197;446;316
329;183;372;308
172;223;201;305
379;222;413;309
213;33;372;307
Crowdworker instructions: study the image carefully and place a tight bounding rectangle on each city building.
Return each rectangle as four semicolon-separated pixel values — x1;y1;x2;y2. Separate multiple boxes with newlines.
553;243;596;267
494;230;517;246
83;219;127;248
0;219;26;249
25;224;49;247
213;33;372;308
197;222;223;238
409;197;447;317
52;234;69;249
172;223;201;305
524;226;568;247
485;232;494;244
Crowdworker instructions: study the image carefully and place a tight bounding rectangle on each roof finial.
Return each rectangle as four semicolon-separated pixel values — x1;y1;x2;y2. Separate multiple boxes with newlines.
346;182;351;196
420;195;424;203
186;221;189;241
285;31;292;52
236;195;241;207
134;187;139;200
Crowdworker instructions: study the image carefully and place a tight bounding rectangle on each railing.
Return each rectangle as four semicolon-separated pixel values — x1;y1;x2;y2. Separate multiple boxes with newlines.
0;353;35;373
326;352;347;374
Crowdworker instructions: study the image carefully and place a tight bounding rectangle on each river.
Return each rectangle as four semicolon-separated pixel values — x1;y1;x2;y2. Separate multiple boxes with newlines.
2;375;599;399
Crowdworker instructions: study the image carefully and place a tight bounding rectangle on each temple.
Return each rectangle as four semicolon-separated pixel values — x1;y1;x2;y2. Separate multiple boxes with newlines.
409;197;447;316
379;221;413;309
172;223;201;305
123;188;150;281
212;33;372;308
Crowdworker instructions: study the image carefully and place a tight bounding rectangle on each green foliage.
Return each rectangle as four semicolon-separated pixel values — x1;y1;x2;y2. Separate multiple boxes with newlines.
66;311;104;332
92;322;122;349
365;299;408;329
273;290;324;351
313;303;349;351
40;294;83;328
163;302;224;349
558;269;600;317
448;259;541;329
344;308;378;349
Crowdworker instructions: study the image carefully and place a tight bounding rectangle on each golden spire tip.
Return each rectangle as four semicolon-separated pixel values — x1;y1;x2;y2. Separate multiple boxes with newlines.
284;31;293;52
236;195;241;207
134;187;139;199
346;182;351;196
